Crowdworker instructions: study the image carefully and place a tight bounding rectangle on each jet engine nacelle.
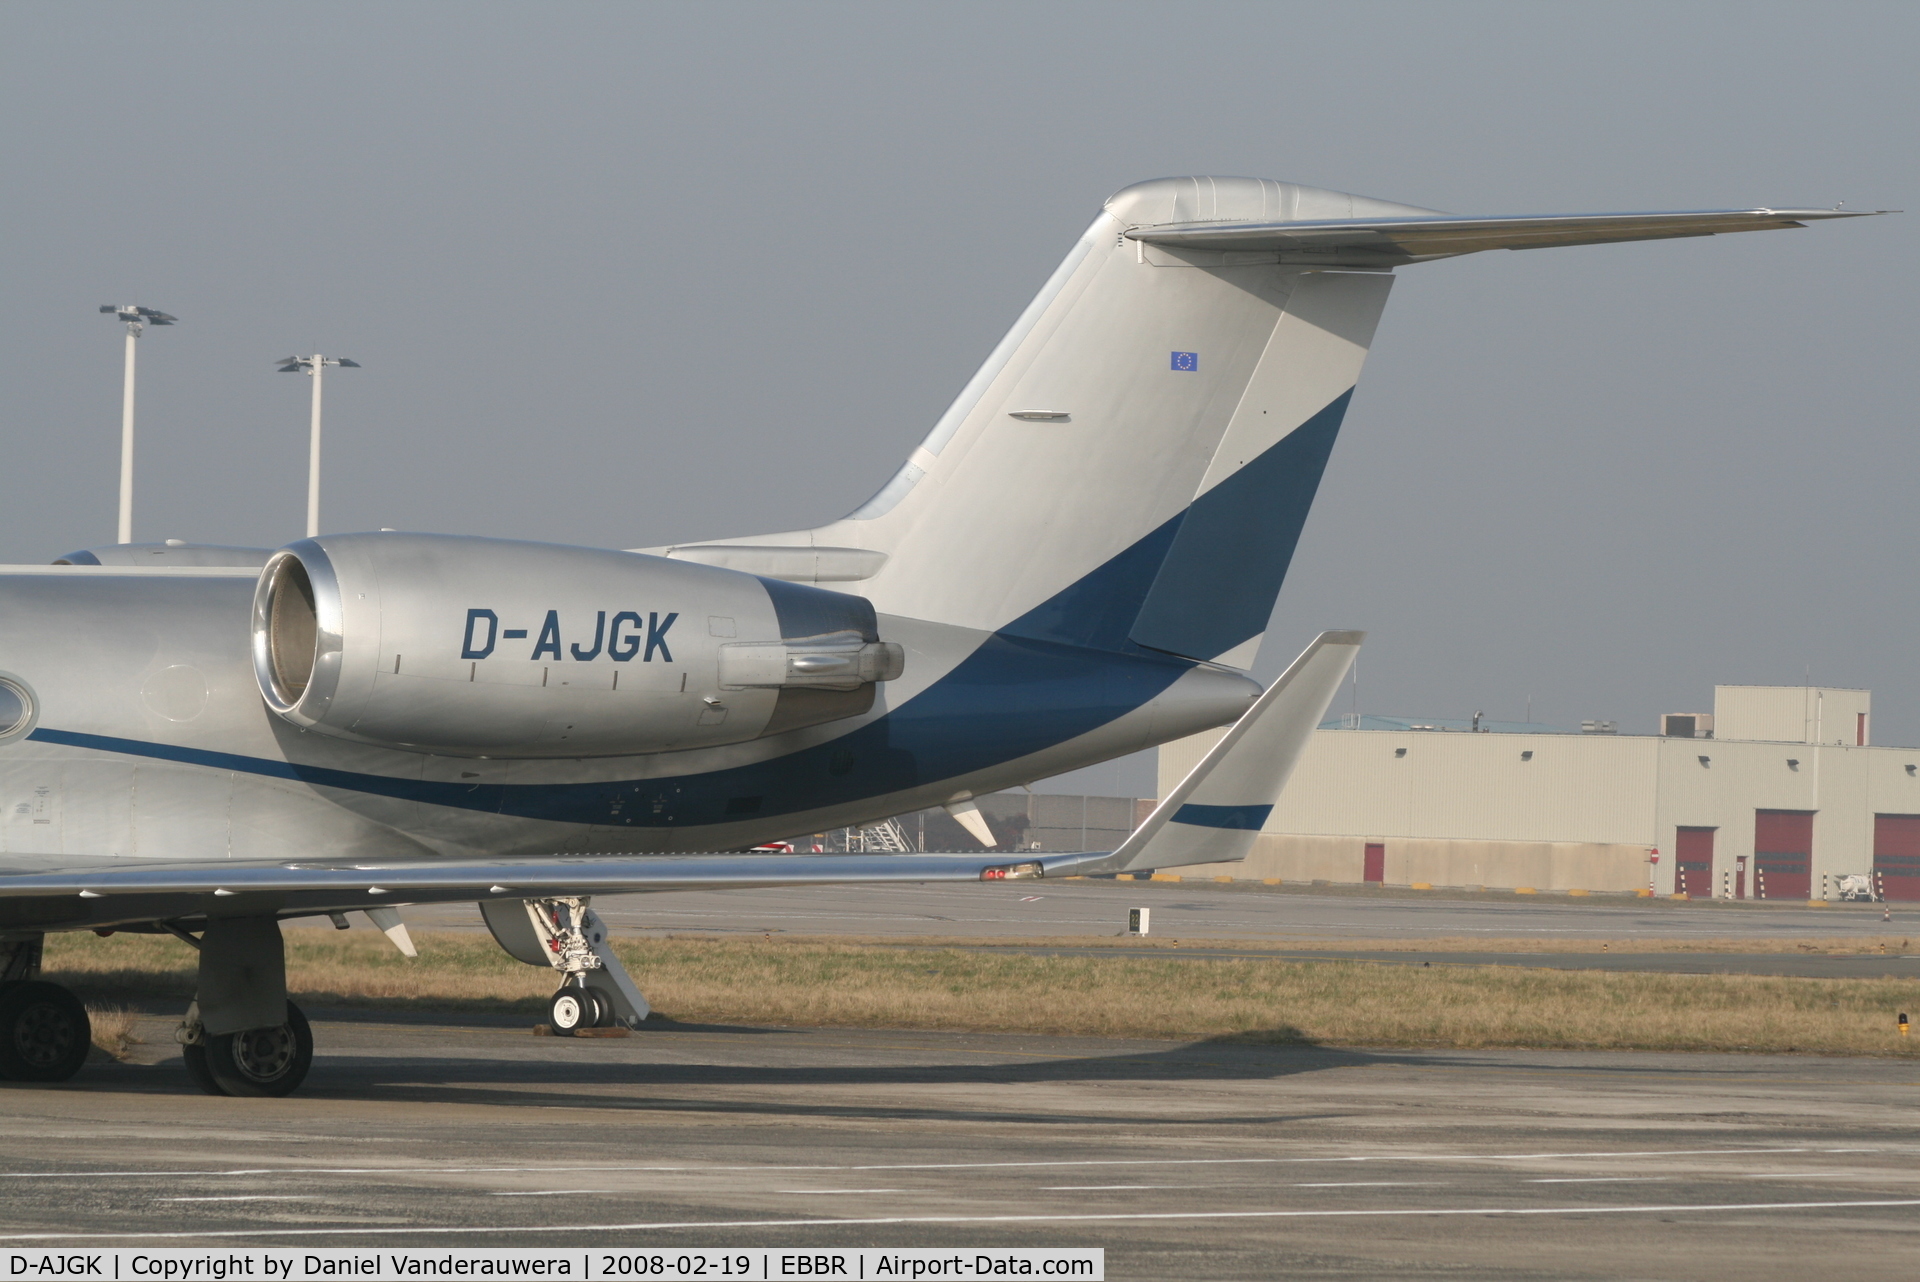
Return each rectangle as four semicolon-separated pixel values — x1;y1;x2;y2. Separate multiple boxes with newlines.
251;532;904;757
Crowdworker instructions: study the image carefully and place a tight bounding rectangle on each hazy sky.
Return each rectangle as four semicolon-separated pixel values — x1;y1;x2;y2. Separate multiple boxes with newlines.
2;2;1914;794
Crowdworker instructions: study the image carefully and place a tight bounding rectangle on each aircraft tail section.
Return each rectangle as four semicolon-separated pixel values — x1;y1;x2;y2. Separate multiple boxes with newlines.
663;176;1408;665
1123;266;1391;666
657;178;1880;667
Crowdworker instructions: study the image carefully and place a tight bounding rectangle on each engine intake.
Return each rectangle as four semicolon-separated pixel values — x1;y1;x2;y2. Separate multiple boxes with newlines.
251;532;903;757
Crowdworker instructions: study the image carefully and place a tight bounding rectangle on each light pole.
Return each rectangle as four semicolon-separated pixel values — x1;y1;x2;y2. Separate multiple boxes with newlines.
99;305;178;544
276;355;360;538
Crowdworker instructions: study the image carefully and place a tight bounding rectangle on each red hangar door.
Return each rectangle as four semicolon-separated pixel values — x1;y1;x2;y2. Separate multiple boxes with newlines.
1753;810;1814;900
1873;814;1920;901
1675;827;1715;897
1362;842;1386;884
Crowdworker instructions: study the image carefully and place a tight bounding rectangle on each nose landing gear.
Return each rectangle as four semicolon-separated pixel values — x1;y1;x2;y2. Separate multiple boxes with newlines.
480;896;650;1037
547;976;621;1035
548;982;598;1035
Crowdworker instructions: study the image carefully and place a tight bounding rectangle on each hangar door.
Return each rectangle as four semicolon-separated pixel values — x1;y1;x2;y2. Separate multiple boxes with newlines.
1872;814;1920;901
1753;810;1814;900
1675;827;1715;897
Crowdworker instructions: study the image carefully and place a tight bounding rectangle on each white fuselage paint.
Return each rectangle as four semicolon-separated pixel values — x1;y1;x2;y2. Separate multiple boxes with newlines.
0;568;1256;864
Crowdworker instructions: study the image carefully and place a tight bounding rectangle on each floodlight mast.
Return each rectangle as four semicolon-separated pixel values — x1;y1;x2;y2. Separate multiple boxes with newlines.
276;354;360;538
98;305;177;544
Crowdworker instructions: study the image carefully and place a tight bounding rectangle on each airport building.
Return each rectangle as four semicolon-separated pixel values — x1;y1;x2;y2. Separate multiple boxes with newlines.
1157;684;1920;901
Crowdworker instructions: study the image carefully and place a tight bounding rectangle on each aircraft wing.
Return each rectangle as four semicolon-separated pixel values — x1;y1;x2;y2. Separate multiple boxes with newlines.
0;628;1363;932
1126;207;1891;265
0;849;1111;930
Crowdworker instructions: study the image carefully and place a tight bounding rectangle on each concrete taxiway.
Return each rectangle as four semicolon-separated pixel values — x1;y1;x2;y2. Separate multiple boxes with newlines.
386;881;1919;978
401;878;1909;944
1;1013;1915;1280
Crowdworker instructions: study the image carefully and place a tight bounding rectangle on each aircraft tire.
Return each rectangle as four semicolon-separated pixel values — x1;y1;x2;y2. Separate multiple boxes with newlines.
583;979;621;1028
187;1002;313;1097
181;1039;222;1095
0;981;91;1083
548;986;599;1037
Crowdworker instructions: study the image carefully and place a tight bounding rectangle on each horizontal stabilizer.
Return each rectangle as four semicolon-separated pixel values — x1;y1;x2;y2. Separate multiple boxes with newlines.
1128;207;1890;266
1074;630;1363;875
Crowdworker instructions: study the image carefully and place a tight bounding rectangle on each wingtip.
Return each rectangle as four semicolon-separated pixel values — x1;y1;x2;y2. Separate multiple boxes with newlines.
1774;207;1901;219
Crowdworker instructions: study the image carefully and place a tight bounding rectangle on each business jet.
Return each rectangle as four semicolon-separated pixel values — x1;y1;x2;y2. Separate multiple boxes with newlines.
0;176;1881;1096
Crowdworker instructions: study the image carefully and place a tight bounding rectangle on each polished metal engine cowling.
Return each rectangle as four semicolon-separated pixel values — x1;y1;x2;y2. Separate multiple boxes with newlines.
251;532;902;757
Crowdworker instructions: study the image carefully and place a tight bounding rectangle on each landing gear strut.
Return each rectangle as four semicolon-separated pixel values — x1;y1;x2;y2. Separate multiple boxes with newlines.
167;915;317;1097
480;896;649;1036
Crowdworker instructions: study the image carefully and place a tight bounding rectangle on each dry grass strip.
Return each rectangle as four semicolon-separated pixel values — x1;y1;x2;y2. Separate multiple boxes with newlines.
1299;934;1918;955
1235;934;1919;955
660;932;1920;955
83;1005;142;1061
43;930;1920;1057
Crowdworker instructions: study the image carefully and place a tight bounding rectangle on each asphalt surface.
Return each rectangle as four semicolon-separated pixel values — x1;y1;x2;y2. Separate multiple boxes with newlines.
2;1013;1916;1279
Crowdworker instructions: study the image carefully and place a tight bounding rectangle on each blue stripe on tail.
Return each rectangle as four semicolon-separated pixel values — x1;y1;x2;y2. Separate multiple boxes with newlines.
1170;803;1273;830
1129;389;1353;662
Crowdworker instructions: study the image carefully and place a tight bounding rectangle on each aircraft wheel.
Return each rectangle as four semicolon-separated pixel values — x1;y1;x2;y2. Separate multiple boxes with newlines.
548;985;600;1037
584;979;621;1028
181;1040;221;1095
186;1002;313;1097
0;981;91;1083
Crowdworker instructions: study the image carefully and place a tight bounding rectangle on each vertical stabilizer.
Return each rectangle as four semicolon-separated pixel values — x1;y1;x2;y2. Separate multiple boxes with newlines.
658;180;1887;669
1127;269;1391;666
662;177;1413;659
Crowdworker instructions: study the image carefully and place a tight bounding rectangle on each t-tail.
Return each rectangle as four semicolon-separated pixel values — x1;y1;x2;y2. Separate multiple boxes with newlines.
658;177;1883;670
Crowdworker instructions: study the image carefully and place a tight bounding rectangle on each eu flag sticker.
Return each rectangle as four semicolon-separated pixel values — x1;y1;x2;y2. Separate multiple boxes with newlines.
1171;351;1198;371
